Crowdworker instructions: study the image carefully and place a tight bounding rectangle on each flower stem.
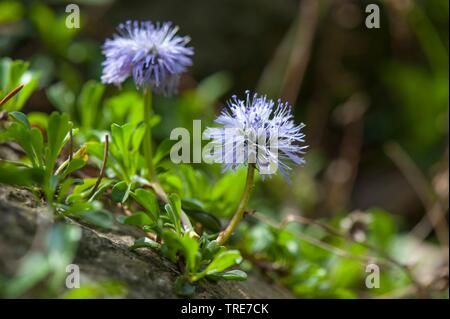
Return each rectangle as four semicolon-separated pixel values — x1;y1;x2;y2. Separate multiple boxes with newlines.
217;164;255;245
141;89;196;236
143;89;155;181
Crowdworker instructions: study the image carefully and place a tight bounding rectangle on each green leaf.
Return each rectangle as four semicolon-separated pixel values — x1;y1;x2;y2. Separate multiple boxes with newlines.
131;122;146;151
0;162;44;186
174;277;196;297
79;210;113;229
56;177;74;203
27;112;49;129
204;250;243;275
111;123;130;155
86;141;104;159
103;91;143;126
1;122;44;168
210;168;247;217
153;139;177;165
184;209;221;233
46;82;75;115
180;233;199;273
88;180;113;202
0;58;39;112
109;122;143;180
118;212;153;226
111;181;131;203
165;194;182;235
56;145;88;178
160;230;183;262
48;175;59;197
29;3;79;56
9;111;30;128
131;188;160;221
62;158;86;178
30;128;44;164
63;200;97;215
46;112;71;172
78;80;105;130
206;269;247;281
368;208;396;249
129;237;161;250
202;240;222;260
181;198;205;211
148;115;161;128
0;1;24;24
62;281;127;299
67;178;96;200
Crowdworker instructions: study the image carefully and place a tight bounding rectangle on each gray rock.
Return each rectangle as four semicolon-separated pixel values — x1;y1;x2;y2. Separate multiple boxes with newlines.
0;186;292;298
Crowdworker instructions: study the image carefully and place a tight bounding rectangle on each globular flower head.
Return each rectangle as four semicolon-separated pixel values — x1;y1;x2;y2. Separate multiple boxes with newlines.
101;20;194;96
204;91;307;179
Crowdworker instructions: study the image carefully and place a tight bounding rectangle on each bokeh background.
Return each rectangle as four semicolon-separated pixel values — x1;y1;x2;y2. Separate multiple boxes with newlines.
0;0;448;298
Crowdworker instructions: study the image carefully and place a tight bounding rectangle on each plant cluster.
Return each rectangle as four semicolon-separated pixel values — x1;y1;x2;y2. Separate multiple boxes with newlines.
1;6;444;298
0;18;307;294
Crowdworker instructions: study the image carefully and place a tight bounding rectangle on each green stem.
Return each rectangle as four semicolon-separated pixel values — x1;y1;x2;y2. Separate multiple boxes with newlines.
217;164;255;245
143;89;155;181
141;90;196;236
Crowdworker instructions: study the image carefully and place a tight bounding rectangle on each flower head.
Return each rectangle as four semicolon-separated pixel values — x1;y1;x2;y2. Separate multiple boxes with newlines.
204;91;307;179
101;20;193;95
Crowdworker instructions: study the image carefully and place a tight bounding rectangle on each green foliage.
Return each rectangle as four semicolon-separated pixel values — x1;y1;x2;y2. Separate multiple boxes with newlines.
1;224;81;297
0;91;421;297
118;211;153;226
47;80;106;135
121;186;244;295
29;2;80;56
47;82;76;115
131;188;160;221
0;162;43;186
382;62;448;160
62;281;128;299
0;111;82;202
78;80;105;130
159;230;243;295
63;200;114;229
46;113;71;171
108;122;146;182
103;91;144;127
130;237;161;250
0;1;24;24
0;58;39;112
0;107;116;232
166;193;182;235
204;250;243;276
1;111;45;168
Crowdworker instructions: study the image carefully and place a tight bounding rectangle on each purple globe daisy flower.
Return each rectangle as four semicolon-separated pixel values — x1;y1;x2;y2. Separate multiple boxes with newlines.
204;91;307;179
101;20;194;95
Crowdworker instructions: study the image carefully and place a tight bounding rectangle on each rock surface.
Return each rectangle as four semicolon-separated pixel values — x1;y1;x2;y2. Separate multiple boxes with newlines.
0;185;292;298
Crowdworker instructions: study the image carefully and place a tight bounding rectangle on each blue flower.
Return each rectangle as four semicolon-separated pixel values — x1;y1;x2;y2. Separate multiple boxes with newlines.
101;20;194;95
204;91;307;179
